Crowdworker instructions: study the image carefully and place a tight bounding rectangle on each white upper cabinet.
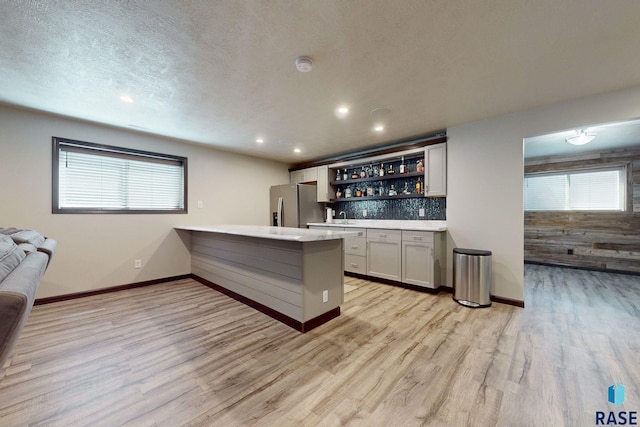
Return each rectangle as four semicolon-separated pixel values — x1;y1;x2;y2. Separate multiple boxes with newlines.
290;166;318;184
425;143;446;197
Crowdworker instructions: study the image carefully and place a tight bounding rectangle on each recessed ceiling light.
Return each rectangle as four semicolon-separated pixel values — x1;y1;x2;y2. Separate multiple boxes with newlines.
256;138;264;143
374;125;384;132
119;95;134;103
294;148;301;153
335;106;349;119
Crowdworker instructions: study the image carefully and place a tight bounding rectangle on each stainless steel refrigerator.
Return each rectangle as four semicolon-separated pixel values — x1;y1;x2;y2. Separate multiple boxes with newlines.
270;183;324;228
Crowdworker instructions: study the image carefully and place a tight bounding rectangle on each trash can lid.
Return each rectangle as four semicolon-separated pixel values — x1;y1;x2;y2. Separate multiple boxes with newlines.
453;248;492;256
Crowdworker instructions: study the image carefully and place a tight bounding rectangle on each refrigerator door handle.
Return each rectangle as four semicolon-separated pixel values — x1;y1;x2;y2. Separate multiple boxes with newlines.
277;197;283;227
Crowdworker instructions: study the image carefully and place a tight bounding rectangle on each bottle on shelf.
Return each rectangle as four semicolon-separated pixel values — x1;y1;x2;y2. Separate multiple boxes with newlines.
379;163;385;177
356;187;362;197
368;163;374;177
336;169;341;181
336;188;342;198
360;168;366;179
343;169;348;181
379;183;385;196
389;184;397;196
345;187;352;198
387;164;395;174
400;156;406;174
417;159;424;173
351;169;359;179
416;177;423;195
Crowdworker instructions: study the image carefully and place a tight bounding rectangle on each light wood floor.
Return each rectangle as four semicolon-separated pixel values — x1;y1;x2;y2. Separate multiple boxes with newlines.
1;265;639;426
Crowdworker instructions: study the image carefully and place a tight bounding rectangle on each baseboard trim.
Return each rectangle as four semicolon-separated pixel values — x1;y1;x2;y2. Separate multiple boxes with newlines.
344;273;524;307
525;260;640;277
34;274;193;305
191;274;340;333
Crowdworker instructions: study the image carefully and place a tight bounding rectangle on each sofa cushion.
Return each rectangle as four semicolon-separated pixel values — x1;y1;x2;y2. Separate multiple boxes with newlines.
0;235;26;283
10;230;46;248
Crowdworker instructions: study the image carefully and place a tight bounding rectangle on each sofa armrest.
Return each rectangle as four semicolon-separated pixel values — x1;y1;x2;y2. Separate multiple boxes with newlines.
0;291;28;369
37;238;58;265
0;252;48;370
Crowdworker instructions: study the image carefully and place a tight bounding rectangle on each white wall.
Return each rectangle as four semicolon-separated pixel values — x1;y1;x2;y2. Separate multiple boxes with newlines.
447;85;640;302
0;105;289;298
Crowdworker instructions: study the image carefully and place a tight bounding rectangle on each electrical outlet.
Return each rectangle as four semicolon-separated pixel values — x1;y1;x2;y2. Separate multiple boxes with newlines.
322;290;328;303
197;200;203;208
134;259;142;269
419;208;425;217
362;209;367;217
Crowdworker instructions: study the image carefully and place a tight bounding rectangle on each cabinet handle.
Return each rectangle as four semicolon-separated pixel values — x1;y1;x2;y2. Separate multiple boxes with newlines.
351;245;359;249
350;263;358;268
379;234;387;238
413;236;423;240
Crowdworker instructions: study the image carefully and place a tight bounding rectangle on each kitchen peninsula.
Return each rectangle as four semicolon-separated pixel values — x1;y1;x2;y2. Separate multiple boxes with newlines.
175;225;358;332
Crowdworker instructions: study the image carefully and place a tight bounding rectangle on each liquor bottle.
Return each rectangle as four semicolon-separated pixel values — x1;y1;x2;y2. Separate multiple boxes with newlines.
336;169;341;181
368;164;374;177
360;168;366;178
416;177;422;194
387;164;395;174
356;188;362;197
335;188;342;198
343;169;348;181
351;169;359;179
417;159;424;173
400;156;406;174
379;163;385;177
345;187;352;198
389;184;397;196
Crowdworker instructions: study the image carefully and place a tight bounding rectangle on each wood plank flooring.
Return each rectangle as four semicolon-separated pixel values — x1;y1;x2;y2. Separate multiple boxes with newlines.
1;265;639;426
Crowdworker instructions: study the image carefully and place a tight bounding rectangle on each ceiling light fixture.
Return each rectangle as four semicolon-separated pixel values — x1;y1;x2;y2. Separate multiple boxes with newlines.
374;125;384;132
295;56;313;72
256;138;264;144
119;95;134;103
566;129;596;145
335;106;349;119
294;148;301;153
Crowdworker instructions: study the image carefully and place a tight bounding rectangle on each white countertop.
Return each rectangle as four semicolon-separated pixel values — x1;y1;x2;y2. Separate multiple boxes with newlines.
307;220;447;232
175;225;360;242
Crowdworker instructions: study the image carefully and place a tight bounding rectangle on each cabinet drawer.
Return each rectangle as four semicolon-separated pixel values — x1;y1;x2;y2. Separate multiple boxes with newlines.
401;230;434;244
366;228;401;242
345;254;367;274
344;227;366;237
344;236;366;256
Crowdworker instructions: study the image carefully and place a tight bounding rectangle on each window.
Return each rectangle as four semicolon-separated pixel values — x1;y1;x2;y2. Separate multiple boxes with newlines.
524;166;626;211
52;137;187;213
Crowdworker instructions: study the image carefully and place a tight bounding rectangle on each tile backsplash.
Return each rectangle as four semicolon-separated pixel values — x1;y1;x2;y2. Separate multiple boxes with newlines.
328;197;446;221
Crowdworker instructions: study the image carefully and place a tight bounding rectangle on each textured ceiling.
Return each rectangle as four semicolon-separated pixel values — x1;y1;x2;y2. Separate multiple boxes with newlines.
2;1;640;163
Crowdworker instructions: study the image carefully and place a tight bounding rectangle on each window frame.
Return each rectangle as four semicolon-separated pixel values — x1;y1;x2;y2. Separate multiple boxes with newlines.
52;137;188;214
524;164;628;212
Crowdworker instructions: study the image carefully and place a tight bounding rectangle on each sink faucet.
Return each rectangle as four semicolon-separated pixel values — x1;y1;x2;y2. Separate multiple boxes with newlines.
339;211;346;220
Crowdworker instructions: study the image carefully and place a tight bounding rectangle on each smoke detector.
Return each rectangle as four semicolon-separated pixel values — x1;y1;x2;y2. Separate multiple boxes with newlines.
295;56;313;72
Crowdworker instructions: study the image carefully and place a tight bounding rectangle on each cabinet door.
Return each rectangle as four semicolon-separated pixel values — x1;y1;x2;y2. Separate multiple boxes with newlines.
290;167;318;184
367;240;401;281
401;241;434;288
316;165;330;202
426;143;446;197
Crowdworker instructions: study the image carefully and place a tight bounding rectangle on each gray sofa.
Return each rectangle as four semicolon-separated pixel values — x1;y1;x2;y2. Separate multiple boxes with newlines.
0;228;57;373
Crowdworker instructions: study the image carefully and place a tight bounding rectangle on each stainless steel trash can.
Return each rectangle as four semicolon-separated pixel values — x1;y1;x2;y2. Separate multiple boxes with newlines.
453;248;492;308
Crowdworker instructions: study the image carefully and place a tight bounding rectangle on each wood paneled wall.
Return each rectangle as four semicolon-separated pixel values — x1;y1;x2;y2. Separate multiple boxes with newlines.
524;146;640;273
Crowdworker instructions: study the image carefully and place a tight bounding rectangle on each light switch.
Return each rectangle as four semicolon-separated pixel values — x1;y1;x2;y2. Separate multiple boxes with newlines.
419;208;425;217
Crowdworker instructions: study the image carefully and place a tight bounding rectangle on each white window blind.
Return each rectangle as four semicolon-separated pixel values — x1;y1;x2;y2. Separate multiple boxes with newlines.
53;138;187;213
524;167;625;211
